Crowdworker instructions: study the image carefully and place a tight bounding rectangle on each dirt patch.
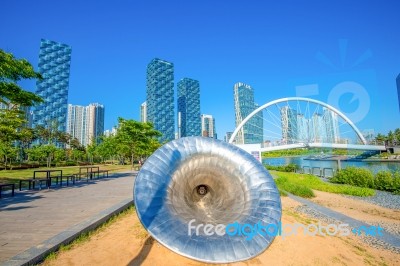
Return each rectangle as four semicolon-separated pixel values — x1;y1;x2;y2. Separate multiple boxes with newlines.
43;197;400;266
311;191;400;224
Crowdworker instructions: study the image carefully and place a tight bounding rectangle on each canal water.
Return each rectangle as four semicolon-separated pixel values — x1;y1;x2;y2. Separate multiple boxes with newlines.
263;156;400;174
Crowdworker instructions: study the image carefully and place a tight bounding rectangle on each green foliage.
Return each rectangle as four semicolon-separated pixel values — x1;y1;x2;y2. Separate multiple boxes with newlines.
0;49;43;106
114;118;161;167
374;171;394;191
262;148;310;158
265;163;298;172
331;167;400;194
331;167;375;188
273;171;375;197
262;148;364;158
393;172;400;195
0;142;18;169
275;175;315;198
0;109;26;143
374;128;400;144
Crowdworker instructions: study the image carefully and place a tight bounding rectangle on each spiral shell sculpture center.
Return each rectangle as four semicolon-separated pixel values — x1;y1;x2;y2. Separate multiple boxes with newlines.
134;137;282;263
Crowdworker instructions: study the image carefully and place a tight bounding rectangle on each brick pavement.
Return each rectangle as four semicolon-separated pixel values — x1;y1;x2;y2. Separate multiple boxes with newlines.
0;171;135;265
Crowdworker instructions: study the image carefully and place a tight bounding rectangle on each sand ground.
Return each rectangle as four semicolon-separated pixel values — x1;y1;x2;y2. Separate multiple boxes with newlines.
43;194;400;266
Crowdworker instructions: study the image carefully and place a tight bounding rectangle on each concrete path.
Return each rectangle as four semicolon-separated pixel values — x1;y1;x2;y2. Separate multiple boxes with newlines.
0;171;135;265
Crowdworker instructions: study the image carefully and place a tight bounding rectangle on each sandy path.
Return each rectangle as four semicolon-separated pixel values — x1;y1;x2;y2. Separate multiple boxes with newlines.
42;197;400;266
310;190;400;236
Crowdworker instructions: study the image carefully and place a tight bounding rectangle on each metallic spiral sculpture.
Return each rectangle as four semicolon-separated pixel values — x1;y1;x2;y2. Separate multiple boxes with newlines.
134;137;282;263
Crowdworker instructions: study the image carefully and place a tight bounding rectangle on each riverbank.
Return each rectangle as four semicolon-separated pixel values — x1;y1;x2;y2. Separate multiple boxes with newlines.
263;156;400;174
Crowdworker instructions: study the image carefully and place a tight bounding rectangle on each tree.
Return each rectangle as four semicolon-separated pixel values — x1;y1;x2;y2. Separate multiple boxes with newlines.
0;49;43;168
0;49;43;107
96;135;118;163
0;141;18;169
387;130;394;143
375;133;386;144
115;118;161;169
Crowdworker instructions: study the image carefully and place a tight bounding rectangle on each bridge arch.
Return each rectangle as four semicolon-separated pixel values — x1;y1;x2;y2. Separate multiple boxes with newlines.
228;97;367;145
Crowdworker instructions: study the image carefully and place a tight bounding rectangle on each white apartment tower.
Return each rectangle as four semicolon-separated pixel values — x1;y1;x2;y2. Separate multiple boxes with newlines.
201;114;216;139
67;103;104;147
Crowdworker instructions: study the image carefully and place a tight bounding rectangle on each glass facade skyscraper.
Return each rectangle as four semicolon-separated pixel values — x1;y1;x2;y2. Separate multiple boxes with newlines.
280;106;298;144
33;39;72;132
177;78;201;137
322;108;339;143
234;82;263;144
281;107;340;144
146;58;175;142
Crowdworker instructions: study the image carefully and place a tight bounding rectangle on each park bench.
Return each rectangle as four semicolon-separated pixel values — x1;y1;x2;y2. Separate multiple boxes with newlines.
19;178;49;190
0;183;15;198
74;166;110;182
19;170;63;191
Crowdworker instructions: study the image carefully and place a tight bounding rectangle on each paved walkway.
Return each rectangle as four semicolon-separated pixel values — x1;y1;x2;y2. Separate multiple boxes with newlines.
0;171;135;265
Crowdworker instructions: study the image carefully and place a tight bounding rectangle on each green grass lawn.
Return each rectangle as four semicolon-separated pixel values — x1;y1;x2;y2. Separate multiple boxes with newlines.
0;164;134;184
271;170;375;198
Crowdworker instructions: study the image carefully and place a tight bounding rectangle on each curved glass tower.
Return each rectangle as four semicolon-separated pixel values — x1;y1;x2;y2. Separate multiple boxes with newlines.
146;58;175;142
33;39;72;133
177;78;201;137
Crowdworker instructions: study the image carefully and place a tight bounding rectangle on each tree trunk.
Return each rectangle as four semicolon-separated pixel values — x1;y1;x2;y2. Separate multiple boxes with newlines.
4;155;7;170
131;153;134;170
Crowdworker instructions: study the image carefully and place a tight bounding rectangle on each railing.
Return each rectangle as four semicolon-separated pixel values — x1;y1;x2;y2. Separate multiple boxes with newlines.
301;166;335;178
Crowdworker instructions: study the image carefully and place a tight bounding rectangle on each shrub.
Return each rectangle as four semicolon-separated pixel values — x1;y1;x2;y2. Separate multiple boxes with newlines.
331;167;374;188
265;163;298;172
273;171;374;197
393;172;400;195
275;175;315;198
374;171;393;191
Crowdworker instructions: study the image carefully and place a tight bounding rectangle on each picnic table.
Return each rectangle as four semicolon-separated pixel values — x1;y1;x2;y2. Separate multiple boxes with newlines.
19;170;63;190
75;166;109;181
0;183;15;198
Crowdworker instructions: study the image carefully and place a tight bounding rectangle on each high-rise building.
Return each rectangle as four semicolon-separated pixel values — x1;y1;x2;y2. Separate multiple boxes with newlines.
201;114;216;139
297;114;308;142
224;132;233;142
67;104;86;146
322;108;339;143
67;103;104;146
104;127;117;137
146;58;174;142
311;113;326;143
397;73;400;112
87;103;105;145
140;102;147;123
280;106;298;144
177;78;201;137
233;82;263;144
33;39;72;133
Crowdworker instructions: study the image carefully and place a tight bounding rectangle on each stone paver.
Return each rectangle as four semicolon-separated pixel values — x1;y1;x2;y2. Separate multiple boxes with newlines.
0;171;135;264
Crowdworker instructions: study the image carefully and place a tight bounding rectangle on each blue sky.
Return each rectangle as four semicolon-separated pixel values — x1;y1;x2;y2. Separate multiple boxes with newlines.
1;0;399;139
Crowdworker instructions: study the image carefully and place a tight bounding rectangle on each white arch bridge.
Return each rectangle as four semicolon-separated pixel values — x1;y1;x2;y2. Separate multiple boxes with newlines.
228;97;386;153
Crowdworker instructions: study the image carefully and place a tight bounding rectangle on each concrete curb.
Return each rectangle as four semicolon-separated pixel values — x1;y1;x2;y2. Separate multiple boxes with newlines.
2;198;134;266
